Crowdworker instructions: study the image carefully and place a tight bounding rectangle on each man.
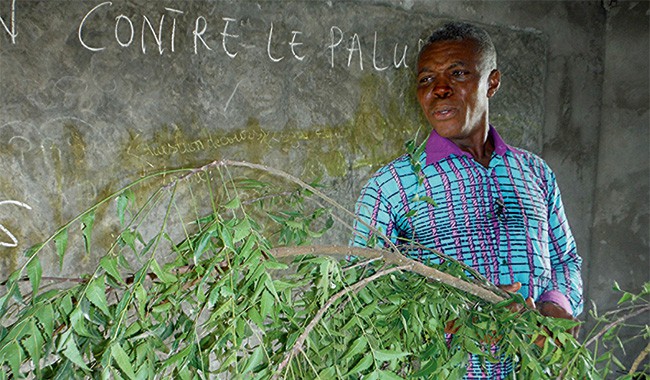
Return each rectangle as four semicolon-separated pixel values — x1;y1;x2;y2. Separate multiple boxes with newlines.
352;22;583;378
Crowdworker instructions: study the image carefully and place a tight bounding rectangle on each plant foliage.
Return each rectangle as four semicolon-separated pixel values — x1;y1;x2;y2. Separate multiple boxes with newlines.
0;160;648;379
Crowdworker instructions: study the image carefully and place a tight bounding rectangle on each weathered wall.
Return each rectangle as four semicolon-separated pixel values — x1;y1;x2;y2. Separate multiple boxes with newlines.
590;0;649;373
0;0;648;373
0;0;548;273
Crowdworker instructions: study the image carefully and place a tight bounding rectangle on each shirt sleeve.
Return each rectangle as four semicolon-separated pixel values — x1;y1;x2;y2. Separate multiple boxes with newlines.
539;169;584;317
351;176;399;249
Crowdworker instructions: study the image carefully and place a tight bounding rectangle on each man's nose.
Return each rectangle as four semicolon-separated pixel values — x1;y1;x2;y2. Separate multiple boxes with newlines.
432;78;454;99
432;81;453;98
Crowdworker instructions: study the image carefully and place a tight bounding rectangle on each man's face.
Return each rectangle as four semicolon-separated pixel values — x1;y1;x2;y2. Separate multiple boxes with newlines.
416;39;500;144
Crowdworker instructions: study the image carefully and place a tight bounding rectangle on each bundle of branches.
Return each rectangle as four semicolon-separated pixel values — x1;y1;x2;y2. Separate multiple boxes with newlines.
0;160;647;379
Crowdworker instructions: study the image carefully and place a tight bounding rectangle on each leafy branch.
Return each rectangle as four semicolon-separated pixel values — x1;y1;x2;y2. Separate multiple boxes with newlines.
0;160;647;379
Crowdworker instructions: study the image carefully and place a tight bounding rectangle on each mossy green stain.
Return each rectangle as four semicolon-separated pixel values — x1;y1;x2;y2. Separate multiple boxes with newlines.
117;72;426;181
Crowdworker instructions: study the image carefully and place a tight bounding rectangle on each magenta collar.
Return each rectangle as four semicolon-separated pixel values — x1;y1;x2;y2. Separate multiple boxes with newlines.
425;125;515;166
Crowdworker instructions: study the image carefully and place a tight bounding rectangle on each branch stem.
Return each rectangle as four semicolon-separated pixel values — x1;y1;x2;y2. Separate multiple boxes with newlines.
270;245;505;304
584;305;650;348
629;340;650;375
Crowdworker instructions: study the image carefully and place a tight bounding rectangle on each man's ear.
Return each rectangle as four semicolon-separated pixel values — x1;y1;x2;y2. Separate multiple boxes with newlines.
487;69;501;98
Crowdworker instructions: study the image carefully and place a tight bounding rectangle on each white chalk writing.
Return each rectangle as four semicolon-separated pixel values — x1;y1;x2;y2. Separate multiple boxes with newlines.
0;200;32;248
70;2;420;71
347;33;363;70
79;1;111;52
220;17;239;58
289;30;305;61
193;15;211;54
166;7;183;53
267;23;306;62
267;22;283;62
0;0;16;44
4;1;425;72
115;14;134;47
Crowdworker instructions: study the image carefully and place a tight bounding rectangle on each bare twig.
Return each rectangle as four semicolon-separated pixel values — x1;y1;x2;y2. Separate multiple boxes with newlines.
343;256;384;272
584;305;650;348
274;265;410;378
629;340;650;375
1;276;87;286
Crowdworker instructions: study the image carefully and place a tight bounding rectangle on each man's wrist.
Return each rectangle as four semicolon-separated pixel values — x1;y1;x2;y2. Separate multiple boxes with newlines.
537;290;573;316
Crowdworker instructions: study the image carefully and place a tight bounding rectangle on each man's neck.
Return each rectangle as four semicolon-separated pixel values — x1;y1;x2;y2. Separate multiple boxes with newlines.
451;130;494;168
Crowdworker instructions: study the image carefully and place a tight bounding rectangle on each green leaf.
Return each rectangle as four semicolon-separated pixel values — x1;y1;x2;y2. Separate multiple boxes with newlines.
35;303;55;338
610;353;625;370
404;210;418;218
347;354;373;375
116;189;134;226
81;211;95;255
223;197;241;209
111;343;136;379
0;342;24;377
404;139;416;153
150;259;177;284
248;307;264;327
373;349;410;362
119;229;137;252
342;336;368;361
86;275;111;317
24;321;44;374
164;345;192;368
240;345;264;374
318;367;336;378
151;302;172;314
412;357;438;378
416;195;437;207
260;290;274;319
617;292;633;305
193;232;212;265
364;369;381;380
51;228;68;269
69;308;93;338
464;340;483;356
358;300;378;317
375;370;404;380
285;220;303;229
62;334;91;370
233;218;251;243
26;256;42;298
100;256;123;284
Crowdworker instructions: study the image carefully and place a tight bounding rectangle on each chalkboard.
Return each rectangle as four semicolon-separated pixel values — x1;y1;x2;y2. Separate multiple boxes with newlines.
0;0;546;274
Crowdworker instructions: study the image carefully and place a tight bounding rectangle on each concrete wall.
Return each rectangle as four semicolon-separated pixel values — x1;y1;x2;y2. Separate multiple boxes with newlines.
590;0;649;373
0;0;647;373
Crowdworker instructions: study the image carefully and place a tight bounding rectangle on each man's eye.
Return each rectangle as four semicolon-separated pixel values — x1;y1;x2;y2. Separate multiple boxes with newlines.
452;70;468;77
419;76;432;84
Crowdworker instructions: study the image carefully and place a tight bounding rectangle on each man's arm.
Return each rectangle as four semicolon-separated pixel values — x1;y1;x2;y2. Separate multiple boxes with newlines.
539;169;584;318
351;177;398;249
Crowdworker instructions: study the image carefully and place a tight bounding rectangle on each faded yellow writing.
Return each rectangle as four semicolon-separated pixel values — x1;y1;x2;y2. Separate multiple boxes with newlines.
134;127;348;159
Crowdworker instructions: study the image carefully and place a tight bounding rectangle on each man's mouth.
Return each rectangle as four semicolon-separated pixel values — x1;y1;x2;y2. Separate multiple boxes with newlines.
432;107;457;120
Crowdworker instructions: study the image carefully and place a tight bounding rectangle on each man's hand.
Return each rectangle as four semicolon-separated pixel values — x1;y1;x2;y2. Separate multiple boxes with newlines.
444;283;579;346
444;282;534;335
537;301;580;338
498;282;536;313
500;282;579;346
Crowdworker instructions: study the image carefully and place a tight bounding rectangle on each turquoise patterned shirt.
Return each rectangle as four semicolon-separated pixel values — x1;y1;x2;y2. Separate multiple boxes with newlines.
352;126;583;379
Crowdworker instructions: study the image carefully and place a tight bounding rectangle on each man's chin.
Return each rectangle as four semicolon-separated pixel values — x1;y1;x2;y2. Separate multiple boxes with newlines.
431;123;462;139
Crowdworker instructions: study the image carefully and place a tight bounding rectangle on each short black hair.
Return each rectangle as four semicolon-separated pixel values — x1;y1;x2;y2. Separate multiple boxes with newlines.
420;22;497;71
